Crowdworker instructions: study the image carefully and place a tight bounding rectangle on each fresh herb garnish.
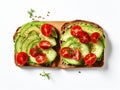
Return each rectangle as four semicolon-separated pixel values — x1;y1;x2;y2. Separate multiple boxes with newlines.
47;11;50;16
40;71;50;80
28;9;50;20
78;71;81;73
28;9;35;18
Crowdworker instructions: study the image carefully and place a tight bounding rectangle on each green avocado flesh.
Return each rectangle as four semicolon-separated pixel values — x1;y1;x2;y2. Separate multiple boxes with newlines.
15;21;58;65
61;37;90;65
61;22;105;65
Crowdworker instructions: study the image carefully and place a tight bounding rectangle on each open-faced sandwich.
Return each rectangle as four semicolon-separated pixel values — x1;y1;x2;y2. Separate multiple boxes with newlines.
14;20;105;68
14;21;59;67
58;20;105;68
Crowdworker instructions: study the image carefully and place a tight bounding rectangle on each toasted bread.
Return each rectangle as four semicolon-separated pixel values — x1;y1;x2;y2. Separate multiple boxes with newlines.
58;20;105;68
13;21;60;67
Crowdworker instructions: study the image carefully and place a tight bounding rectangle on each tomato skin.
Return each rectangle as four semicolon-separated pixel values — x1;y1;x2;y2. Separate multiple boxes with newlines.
73;48;81;60
60;47;74;58
30;46;40;57
79;32;90;44
84;53;96;65
41;24;52;37
16;52;28;66
90;32;100;43
35;53;46;64
71;25;83;37
39;40;51;49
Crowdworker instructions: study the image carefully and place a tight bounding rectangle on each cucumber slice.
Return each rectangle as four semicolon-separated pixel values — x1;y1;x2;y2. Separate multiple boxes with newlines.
91;40;104;61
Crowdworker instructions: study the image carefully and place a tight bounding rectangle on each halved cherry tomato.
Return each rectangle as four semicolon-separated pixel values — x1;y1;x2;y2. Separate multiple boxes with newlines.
60;47;74;58
41;24;52;37
84;53;96;65
90;32;100;43
16;52;28;66
35;53;46;64
39;40;51;49
73;48;81;60
79;32;90;44
30;46;40;57
71;25;82;37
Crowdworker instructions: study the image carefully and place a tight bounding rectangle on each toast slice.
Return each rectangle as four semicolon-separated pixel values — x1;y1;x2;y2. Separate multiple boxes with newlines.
58;20;105;68
13;21;60;67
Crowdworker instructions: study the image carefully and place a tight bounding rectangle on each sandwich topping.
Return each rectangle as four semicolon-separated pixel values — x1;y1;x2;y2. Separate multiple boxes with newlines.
14;22;58;66
60;21;105;66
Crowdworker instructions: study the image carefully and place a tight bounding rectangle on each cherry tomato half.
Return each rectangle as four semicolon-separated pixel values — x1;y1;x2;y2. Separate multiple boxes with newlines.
60;47;74;58
35;53;47;64
39;40;51;49
16;52;28;66
71;25;83;37
73;48;81;60
84;53;96;65
41;24;52;37
90;32;100;43
30;46;40;57
79;32;90;44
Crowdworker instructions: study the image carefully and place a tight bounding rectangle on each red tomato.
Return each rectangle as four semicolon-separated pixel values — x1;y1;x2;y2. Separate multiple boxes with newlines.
41;24;52;37
39;40;51;49
60;47;74;58
84;53;96;65
30;46;40;57
35;53;46;64
73;48;81;60
16;52;28;66
71;25;83;37
79;32;90;44
90;32;100;43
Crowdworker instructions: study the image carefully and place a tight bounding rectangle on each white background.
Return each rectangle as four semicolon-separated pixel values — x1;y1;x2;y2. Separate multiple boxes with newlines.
0;0;120;90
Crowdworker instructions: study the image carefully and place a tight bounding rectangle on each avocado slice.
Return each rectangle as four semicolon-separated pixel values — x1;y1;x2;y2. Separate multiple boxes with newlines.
62;37;90;57
42;48;57;64
17;21;45;37
27;48;57;65
15;31;40;54
62;57;84;65
14;21;58;66
61;29;73;41
43;36;57;47
21;32;40;53
61;37;90;65
26;39;41;55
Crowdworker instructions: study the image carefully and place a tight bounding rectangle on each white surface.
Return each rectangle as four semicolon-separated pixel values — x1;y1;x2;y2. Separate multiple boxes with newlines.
0;0;120;90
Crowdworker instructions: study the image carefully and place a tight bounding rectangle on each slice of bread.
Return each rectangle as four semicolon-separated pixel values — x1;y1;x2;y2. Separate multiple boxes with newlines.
58;20;105;68
13;21;60;67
